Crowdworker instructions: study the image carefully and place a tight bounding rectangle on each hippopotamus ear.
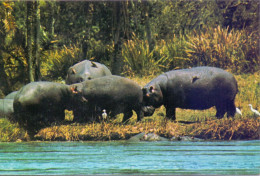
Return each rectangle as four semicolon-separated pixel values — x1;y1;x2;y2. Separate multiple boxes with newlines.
70;86;78;94
71;68;76;74
91;61;98;68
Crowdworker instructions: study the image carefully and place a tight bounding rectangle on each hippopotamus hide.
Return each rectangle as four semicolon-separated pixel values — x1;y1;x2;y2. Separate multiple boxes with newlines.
142;66;238;120
0;99;14;119
4;91;18;99
71;75;145;122
65;60;112;84
13;82;76;135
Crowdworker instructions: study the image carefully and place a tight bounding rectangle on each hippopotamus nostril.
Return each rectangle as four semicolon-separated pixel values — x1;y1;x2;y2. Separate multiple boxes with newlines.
79;77;84;82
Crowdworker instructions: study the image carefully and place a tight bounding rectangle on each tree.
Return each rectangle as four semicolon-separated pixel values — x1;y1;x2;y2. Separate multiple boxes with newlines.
34;0;41;80
26;1;34;82
0;2;16;94
111;1;123;75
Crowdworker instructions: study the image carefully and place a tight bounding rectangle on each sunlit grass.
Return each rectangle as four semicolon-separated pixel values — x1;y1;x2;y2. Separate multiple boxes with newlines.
0;72;259;141
0;118;29;142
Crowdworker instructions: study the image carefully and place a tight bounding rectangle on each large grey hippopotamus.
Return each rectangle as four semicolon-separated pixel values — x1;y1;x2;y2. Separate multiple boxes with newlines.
0;99;14;118
13;82;77;135
71;75;145;122
4;91;18;99
142;67;238;120
65;60;112;84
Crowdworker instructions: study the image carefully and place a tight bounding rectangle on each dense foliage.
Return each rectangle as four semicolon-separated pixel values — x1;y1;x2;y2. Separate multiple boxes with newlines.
0;0;259;96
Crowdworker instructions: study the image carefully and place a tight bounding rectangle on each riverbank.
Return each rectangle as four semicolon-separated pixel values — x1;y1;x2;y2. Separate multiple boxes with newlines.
0;72;259;142
34;117;259;141
0;116;259;142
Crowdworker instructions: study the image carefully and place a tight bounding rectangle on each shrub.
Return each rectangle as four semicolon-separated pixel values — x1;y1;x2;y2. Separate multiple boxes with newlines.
157;33;190;70
122;33;169;76
41;44;81;80
186;26;259;73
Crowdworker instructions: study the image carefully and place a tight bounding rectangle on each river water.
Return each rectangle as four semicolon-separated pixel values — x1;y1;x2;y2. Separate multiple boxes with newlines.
0;140;259;175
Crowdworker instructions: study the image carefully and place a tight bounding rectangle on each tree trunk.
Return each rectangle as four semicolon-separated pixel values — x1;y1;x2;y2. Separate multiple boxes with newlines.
112;1;122;75
82;2;90;59
34;0;41;81
0;55;11;95
143;0;154;52
26;1;34;82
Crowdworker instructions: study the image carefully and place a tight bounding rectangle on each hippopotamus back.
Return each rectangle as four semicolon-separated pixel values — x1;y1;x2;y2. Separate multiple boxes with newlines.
4;91;18;99
0;99;14;118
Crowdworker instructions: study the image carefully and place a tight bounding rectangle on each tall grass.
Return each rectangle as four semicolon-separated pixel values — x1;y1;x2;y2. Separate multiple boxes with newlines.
0;118;29;142
41;44;82;80
122;33;169;76
186;26;259;73
122;26;259;76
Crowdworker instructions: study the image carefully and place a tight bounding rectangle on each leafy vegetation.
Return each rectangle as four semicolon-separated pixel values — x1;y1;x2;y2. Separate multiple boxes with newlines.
0;0;259;95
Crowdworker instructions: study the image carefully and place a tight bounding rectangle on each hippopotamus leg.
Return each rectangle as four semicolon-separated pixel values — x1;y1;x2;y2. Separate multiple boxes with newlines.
165;105;176;121
226;100;236;117
216;100;236;119
137;109;144;121
122;110;133;122
216;107;225;119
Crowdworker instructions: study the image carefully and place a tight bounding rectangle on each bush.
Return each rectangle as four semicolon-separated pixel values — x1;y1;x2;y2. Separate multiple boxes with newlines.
122;33;169;76
157;33;190;70
122;27;259;76
41;44;82;80
186;26;259;73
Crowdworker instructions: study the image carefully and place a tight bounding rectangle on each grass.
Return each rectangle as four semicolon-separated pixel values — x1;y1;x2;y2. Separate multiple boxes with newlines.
0;72;259;142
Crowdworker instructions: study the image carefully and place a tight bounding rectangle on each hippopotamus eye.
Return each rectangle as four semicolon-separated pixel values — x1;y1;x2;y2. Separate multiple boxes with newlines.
149;86;155;93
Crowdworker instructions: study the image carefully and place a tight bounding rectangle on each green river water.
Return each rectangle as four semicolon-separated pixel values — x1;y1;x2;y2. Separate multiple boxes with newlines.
0;140;259;175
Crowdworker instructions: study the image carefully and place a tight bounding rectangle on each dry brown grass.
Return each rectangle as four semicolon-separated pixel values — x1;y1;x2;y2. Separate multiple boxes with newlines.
34;117;259;141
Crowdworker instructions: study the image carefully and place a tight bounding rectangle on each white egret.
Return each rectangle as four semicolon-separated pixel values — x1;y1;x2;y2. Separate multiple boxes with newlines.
236;107;242;116
248;104;260;116
102;109;107;120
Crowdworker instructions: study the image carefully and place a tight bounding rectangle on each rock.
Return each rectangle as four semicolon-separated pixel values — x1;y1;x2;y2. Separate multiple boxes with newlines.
170;136;203;141
128;132;168;142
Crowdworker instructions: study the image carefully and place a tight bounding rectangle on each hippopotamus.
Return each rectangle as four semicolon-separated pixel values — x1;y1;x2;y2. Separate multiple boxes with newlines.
4;91;18;99
142;67;238;120
65;60;112;84
0;99;14;118
13;82;77;135
71;75;145;122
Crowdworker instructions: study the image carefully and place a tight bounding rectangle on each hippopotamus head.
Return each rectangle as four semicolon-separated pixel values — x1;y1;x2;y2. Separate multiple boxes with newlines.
69;83;89;104
65;60;112;85
66;68;92;84
142;84;164;108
